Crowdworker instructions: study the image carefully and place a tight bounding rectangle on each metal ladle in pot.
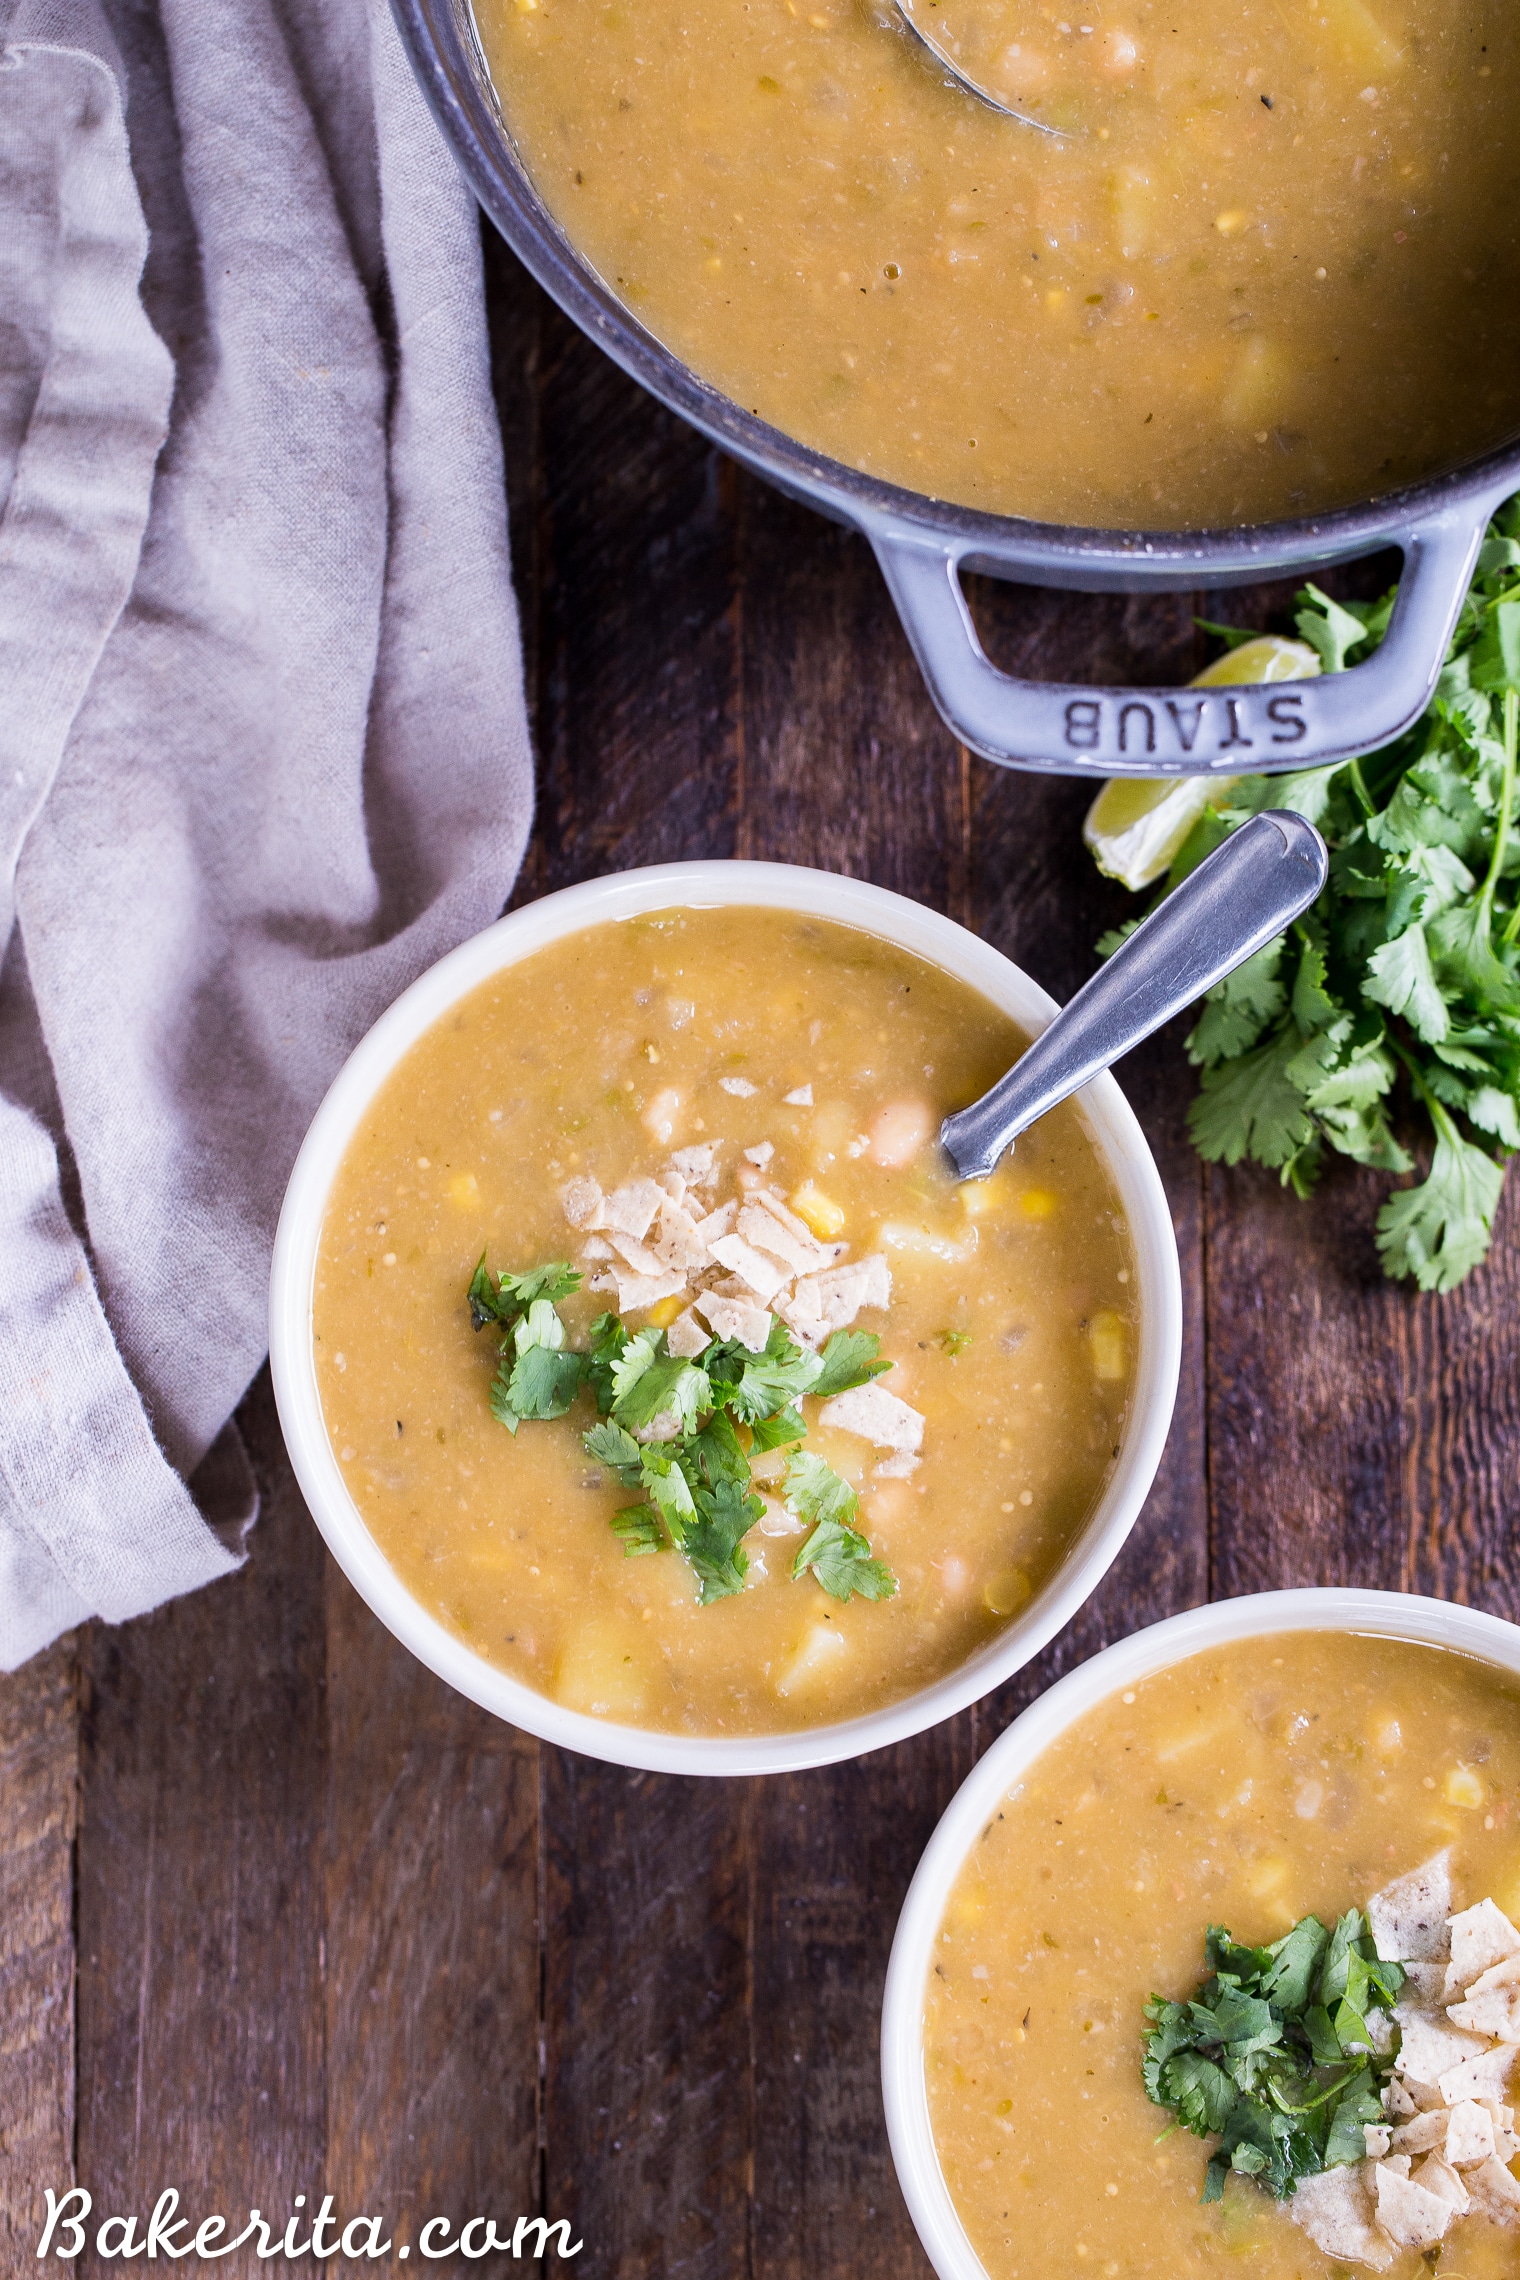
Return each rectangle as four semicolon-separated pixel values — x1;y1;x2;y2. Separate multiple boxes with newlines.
943;811;1328;1181
892;0;1074;129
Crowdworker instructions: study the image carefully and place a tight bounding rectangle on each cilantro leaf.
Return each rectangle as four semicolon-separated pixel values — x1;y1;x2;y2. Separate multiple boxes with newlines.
1260;1917;1329;2014
610;1505;664;1558
582;1312;629;1415
638;1447;696;1546
811;1329;891;1398
488;1373;522;1434
784;1451;897;1601
1187;1029;1316;1169
792;1519;898;1602
682;1480;763;1604
783;1450;861;1533
608;1326;665;1411
1302;2006;1344;2069
506;1344;584;1421
468;1255;508;1330
1376;1098;1505;1291
584;1419;644;1488
1295;583;1377;675
501;1261;582;1308
466;1256;908;1612
609;1336;712;1435
749;1404;808;1452
514;1297;567;1354
1363;924;1450;1044
682;1407;752;1492
724;1316;823;1424
1161;2051;1238;2139
1323;2071;1384;2169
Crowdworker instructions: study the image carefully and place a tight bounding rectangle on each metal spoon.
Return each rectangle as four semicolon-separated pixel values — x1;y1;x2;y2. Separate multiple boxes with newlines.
942;810;1329;1182
892;0;1067;130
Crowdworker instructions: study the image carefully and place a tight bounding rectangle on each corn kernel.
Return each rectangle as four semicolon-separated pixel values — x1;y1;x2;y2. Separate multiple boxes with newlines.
448;1173;479;1206
1019;1188;1056;1221
791;1183;846;1239
649;1295;684;1329
1214;208;1250;236
1445;1764;1487;1811
1090;1310;1127;1380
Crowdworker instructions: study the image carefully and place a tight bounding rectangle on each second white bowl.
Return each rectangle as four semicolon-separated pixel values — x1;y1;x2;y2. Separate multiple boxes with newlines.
881;1587;1520;2280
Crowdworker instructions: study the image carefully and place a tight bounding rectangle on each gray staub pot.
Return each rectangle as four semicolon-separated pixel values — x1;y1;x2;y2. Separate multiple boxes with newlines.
393;0;1520;778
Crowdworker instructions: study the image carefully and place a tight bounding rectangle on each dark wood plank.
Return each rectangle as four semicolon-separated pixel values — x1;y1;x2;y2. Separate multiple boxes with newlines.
541;1764;754;2277
0;1641;77;2267
734;483;965;902
74;1375;327;2260
322;1570;541;2254
1205;1155;1520;1611
511;293;743;902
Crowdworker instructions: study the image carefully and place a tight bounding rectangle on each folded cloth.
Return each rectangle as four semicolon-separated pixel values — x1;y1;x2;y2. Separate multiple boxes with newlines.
0;0;533;1666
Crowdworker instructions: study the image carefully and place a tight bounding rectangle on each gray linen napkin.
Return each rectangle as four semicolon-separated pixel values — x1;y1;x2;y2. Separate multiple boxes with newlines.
0;0;533;1666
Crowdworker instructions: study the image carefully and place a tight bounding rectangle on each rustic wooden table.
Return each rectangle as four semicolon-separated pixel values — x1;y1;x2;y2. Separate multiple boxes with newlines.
4;231;1519;2280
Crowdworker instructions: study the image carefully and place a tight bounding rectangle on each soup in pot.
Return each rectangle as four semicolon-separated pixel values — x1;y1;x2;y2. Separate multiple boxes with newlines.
312;905;1141;1736
476;0;1520;528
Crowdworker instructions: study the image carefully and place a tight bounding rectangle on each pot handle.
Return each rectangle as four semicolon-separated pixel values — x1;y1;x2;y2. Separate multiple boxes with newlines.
869;500;1495;777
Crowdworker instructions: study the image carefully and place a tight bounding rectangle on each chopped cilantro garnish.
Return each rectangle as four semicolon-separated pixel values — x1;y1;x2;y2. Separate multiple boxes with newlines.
936;1328;973;1359
468;1254;582;1331
503;1343;583;1423
723;1314;824;1423
1142;1905;1406;2205
1093;501;1520;1290
682;1480;765;1604
609;1505;664;1557
583;1419;643;1488
784;1451;898;1603
812;1328;894;1397
581;1312;628;1416
467;1259;899;1608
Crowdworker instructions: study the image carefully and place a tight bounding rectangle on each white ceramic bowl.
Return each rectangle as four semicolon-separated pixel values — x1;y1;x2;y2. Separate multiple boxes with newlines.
882;1586;1520;2280
269;859;1182;1775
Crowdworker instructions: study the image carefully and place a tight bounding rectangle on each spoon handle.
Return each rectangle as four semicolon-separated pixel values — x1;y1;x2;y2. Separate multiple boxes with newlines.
941;809;1329;1181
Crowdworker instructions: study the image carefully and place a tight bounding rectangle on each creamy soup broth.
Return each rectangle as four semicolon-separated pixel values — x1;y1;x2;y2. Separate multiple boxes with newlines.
477;0;1520;527
313;907;1137;1735
925;1631;1520;2277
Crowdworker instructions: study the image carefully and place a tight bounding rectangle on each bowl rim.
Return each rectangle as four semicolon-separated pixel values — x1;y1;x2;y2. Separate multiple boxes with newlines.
268;858;1183;1775
880;1585;1520;2280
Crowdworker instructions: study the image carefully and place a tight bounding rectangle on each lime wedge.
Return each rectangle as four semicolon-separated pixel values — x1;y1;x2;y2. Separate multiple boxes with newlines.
1083;634;1320;890
1189;635;1323;689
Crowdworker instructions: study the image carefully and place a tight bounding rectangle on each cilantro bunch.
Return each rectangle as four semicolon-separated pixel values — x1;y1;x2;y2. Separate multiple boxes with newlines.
467;1259;898;1605
1105;499;1520;1291
1143;1909;1405;2203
